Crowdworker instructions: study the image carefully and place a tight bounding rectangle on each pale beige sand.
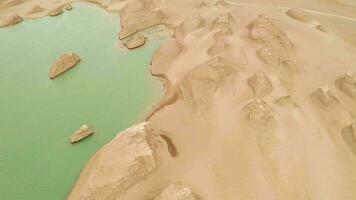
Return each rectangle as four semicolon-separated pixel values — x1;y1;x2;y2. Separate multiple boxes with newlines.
2;0;356;199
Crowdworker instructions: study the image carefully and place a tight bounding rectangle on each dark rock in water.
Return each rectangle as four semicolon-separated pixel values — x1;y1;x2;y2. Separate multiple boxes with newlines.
49;52;81;79
70;124;95;143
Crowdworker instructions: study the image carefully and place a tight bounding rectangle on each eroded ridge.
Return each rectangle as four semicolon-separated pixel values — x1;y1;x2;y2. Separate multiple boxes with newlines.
0;13;23;28
154;183;199;200
335;71;356;100
151;38;183;76
173;14;205;41
310;86;339;108
49;52;81;79
211;11;235;35
207;30;231;57
119;0;165;39
67;122;171;200
244;99;277;156
247;16;299;89
285;8;315;24
341;121;356;156
181;56;243;114
247;71;273;98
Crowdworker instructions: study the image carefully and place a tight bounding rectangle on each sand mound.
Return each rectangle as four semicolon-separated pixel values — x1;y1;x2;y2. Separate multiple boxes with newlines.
154;183;198;200
248;16;299;89
207;30;231;56
119;0;165;39
151;38;183;75
68;122;173;200
341;122;356;156
27;5;44;15
335;72;356;100
0;14;23;28
181;56;243;114
211;11;235;35
173;14;205;40
1;0;23;8
244;99;277;156
48;6;64;16
247;71;273;98
285;8;315;24
49;52;81;79
315;24;330;33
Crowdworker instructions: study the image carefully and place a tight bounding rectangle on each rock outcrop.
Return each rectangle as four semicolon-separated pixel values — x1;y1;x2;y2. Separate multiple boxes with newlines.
70;124;95;143
49;52;81;79
68;122;166;200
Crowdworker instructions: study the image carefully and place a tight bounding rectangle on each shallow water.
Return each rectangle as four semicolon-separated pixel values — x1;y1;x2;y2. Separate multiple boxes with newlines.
0;4;165;200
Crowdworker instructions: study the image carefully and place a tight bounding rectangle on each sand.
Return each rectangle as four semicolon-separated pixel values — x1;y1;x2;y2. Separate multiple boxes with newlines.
2;0;356;199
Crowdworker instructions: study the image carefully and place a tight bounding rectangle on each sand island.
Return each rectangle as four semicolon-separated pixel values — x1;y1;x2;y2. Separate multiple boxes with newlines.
1;0;356;199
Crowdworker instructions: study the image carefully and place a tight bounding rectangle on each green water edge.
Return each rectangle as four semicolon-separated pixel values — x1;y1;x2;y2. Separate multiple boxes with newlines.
0;3;167;200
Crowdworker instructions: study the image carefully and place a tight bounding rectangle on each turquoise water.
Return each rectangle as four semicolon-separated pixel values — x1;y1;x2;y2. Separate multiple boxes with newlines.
0;4;165;200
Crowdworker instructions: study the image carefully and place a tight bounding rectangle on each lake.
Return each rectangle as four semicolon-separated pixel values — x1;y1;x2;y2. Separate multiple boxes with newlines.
0;3;165;200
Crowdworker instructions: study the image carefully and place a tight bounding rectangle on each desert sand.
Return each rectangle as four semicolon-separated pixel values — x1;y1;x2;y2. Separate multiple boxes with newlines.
2;0;356;199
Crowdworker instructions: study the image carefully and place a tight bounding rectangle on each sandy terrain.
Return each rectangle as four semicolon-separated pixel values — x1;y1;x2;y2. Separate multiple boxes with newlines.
2;0;356;199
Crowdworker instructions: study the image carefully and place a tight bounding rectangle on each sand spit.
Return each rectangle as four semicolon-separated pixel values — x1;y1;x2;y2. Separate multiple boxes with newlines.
2;0;356;199
124;34;146;49
49;52;81;79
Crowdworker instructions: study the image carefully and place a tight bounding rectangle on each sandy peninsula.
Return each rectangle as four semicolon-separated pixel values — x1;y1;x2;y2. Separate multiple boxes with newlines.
2;0;356;199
